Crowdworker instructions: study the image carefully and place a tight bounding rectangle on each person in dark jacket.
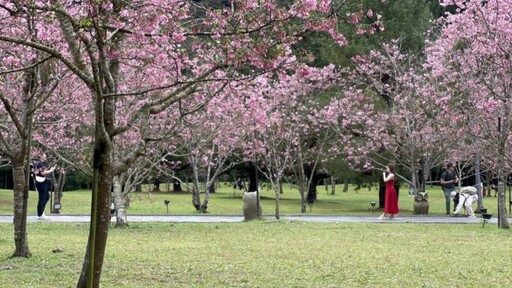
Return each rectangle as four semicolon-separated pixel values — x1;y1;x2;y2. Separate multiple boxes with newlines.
34;153;56;220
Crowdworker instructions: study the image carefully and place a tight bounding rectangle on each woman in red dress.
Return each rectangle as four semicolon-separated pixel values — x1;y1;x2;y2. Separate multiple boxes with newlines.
378;164;399;220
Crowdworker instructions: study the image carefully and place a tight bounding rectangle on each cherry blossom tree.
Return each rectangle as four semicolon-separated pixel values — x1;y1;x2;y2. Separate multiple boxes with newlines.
426;0;512;228
0;63;39;257
176;81;247;212
0;32;69;256
234;64;338;217
1;1;356;286
320;41;467;215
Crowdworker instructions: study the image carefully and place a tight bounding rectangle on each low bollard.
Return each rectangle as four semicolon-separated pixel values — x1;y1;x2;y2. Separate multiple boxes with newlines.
242;192;261;221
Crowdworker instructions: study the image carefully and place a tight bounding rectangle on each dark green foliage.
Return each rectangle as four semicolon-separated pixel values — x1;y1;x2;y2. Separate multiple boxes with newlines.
295;0;437;67
65;170;91;190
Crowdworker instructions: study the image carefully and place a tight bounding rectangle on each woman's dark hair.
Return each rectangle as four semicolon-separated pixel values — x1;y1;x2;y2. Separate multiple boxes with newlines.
387;164;395;174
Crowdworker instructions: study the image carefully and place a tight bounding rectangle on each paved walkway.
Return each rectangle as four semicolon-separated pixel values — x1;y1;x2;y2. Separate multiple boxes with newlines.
0;214;508;224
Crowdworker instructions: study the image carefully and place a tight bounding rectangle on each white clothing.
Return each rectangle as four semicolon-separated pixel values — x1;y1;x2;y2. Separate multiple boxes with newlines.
454;193;478;217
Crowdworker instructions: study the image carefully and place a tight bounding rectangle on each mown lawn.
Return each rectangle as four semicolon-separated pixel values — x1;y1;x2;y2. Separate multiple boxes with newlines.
0;221;511;287
0;183;502;217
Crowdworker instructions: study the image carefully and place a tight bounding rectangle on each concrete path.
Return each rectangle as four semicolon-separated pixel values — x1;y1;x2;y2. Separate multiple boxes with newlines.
0;214;508;225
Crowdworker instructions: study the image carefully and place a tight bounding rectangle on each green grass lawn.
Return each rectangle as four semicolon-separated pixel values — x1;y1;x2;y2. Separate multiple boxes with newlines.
0;183;503;216
1;184;511;287
0;221;511;287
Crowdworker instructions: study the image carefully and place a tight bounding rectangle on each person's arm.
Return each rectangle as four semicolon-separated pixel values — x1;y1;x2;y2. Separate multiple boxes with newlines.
440;178;456;185
383;172;394;182
439;172;447;185
440;173;455;185
41;166;56;176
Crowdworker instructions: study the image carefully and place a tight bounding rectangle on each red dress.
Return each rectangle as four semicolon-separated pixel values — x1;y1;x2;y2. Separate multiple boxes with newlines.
384;179;399;215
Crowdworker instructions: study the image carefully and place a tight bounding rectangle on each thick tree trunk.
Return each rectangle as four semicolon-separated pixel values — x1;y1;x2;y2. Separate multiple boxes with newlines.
498;181;509;228
77;87;115;287
173;179;182;191
77;139;113;288
247;164;258;192
306;172;327;211
11;60;36;258
306;181;317;207
208;182;215;194
330;176;336;195
113;175;128;228
12;163;31;257
343;178;349;192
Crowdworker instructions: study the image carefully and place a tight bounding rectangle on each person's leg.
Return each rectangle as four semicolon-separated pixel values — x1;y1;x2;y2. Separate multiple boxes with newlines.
465;195;477;217
36;183;45;217
444;189;452;215
41;181;50;215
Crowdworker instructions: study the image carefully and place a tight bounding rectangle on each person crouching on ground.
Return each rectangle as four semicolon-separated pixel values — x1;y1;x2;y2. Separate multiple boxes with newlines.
451;186;478;218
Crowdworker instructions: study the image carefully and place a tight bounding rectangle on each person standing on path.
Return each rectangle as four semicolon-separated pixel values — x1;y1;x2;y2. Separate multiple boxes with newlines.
440;162;458;216
34;153;56;220
378;164;399;220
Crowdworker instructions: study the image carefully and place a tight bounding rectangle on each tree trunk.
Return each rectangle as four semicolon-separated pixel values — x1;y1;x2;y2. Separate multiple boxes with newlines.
306;172;326;210
201;179;214;213
113;175;128;228
12;61;36;258
189;156;202;211
297;162;308;213
330;176;336;195
274;177;281;220
12;163;31;257
412;159;430;215
496;118;509;228
343;178;349;192
173;179;182;191
410;165;419;193
497;181;509;228
51;169;66;214
473;151;484;212
76;137;113;288
76;87;114;287
247;164;258;192
208;182;215;194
